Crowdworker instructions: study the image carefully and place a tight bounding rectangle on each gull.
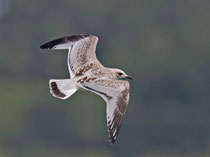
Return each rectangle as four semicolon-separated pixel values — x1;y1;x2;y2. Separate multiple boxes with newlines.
40;34;132;144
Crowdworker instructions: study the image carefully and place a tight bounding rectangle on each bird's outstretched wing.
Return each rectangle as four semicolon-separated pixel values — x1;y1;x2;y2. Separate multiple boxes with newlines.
80;78;130;144
40;34;102;78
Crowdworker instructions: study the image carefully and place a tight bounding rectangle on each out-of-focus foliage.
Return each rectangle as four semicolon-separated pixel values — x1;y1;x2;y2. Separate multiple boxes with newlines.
0;0;210;156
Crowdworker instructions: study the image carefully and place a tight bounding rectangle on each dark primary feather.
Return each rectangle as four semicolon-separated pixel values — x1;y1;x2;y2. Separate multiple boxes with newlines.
108;110;123;144
40;34;90;49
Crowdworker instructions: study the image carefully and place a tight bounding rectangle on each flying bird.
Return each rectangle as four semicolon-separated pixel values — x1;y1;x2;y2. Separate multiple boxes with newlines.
40;34;132;144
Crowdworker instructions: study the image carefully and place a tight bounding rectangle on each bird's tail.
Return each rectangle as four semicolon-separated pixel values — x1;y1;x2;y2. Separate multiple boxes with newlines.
49;79;78;100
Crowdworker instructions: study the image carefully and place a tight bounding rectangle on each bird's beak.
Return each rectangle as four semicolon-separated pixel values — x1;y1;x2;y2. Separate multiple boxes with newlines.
126;75;132;80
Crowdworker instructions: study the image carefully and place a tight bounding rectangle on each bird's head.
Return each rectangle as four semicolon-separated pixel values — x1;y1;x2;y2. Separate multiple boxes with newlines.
112;68;132;80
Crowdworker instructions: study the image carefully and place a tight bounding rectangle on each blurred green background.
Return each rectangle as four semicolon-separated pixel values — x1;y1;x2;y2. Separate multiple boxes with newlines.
1;0;210;157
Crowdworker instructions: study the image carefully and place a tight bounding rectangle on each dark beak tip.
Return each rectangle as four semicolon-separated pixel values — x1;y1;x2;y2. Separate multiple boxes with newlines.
126;76;133;80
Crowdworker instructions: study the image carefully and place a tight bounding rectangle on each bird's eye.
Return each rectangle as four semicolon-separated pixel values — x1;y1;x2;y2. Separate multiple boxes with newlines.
118;72;123;76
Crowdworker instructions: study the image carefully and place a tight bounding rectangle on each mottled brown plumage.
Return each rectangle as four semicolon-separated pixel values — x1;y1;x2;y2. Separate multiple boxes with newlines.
41;34;131;144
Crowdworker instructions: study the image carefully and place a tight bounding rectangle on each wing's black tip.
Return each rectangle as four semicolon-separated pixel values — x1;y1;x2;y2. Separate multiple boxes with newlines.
109;139;116;144
40;34;91;49
40;43;50;49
